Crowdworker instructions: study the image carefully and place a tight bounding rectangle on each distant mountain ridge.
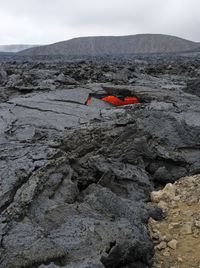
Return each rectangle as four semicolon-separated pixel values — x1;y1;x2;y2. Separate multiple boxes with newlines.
0;44;39;53
18;34;200;56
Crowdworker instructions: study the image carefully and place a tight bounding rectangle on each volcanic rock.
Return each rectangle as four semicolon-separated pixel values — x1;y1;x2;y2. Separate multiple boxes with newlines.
0;69;7;85
0;54;200;267
183;78;200;97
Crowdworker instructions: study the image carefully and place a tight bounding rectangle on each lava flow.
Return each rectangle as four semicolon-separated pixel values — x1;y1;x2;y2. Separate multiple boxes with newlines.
87;97;92;104
87;95;139;106
102;96;139;106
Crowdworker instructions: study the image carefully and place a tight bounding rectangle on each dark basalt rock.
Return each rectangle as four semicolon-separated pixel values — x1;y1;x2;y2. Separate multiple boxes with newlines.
0;55;200;267
183;78;200;97
0;69;7;85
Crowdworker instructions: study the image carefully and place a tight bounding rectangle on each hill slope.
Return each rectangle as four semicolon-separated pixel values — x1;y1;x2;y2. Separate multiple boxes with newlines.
18;34;200;56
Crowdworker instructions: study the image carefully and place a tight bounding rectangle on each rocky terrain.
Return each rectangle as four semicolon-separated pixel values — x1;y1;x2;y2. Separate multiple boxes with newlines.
0;53;200;267
18;34;200;56
149;174;200;268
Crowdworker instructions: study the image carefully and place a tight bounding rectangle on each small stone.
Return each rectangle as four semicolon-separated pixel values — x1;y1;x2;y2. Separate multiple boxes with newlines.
165;233;172;242
151;232;160;240
163;250;170;257
170;201;178;208
193;228;199;238
157;200;168;210
158;233;167;241
181;223;193;234
178;257;183;262
163;183;176;199
168;224;173;230
156;241;167;250
173;234;179;239
195;220;200;228
170;222;180;228
151;183;175;202
149;217;158;225
168;222;180;230
173;195;180;201
151;190;162;202
168;239;178;250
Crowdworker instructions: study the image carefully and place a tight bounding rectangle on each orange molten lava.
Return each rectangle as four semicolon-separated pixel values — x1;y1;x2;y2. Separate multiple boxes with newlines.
87;95;139;106
87;97;91;104
101;96;139;106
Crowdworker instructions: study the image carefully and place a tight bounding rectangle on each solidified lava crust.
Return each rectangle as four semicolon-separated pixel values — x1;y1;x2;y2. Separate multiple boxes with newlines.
0;54;200;268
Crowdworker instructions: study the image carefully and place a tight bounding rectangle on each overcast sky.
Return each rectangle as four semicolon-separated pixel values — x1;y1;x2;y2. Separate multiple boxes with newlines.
0;0;199;45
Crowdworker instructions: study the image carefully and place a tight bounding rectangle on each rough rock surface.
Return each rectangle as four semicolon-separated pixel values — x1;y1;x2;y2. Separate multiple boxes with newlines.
149;174;200;268
183;78;200;97
0;55;200;267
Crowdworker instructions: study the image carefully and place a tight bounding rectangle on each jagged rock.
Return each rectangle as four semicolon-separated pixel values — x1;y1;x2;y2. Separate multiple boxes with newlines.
0;55;200;267
0;69;7;85
55;73;77;85
184;78;200;97
167;239;178;250
151;183;176;202
38;259;104;268
6;74;23;88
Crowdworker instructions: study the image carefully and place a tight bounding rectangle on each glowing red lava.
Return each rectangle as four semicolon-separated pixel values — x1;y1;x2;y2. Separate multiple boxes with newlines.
87;97;92;104
101;96;139;106
87;95;139;106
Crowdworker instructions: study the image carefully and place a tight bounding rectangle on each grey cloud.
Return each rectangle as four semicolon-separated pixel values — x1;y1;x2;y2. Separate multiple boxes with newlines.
0;0;199;44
